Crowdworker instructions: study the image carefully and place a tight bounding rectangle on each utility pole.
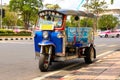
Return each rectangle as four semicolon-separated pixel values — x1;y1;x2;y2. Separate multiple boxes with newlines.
0;0;2;29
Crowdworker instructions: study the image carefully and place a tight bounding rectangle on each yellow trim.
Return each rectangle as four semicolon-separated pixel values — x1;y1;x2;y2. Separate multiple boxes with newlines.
40;24;54;30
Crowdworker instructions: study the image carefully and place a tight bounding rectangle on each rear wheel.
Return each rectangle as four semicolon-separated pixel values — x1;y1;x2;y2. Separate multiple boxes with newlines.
39;54;49;72
105;34;108;38
84;47;96;64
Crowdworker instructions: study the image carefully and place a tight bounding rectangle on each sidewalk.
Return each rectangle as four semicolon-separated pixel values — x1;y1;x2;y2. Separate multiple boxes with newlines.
60;50;120;80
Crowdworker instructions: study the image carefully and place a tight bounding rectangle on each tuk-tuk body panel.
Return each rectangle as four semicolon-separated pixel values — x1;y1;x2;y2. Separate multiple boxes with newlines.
66;27;93;47
34;31;43;53
34;31;63;53
51;32;63;53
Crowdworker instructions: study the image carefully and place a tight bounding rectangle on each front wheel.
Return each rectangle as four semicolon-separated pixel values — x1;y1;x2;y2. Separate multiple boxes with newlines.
84;47;96;64
39;54;49;72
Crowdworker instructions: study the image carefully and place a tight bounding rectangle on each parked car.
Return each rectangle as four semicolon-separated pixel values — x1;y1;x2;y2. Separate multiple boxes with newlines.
98;30;120;38
116;29;120;32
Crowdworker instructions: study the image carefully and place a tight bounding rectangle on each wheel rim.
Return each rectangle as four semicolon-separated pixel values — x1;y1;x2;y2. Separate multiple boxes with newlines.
44;63;49;69
39;54;49;71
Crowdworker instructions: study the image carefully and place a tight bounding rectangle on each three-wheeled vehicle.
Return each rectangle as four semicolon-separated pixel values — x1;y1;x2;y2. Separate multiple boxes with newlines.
34;9;96;72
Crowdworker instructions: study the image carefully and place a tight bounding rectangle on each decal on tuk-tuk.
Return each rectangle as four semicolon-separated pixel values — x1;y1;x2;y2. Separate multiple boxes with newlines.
66;27;92;47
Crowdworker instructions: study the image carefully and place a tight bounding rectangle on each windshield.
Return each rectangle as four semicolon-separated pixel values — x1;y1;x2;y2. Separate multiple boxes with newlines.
37;13;63;30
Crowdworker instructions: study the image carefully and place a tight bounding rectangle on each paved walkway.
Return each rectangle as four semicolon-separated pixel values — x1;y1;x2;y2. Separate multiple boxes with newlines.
60;50;120;80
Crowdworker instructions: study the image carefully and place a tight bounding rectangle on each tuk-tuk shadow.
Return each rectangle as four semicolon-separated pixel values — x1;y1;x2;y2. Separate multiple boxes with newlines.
47;58;98;72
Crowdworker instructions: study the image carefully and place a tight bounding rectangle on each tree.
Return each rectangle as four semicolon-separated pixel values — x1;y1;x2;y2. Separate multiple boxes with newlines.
66;16;79;27
3;11;18;29
45;4;61;10
83;0;107;31
66;16;93;27
111;0;113;4
2;5;19;29
9;0;43;30
80;18;93;27
98;15;119;30
84;0;107;14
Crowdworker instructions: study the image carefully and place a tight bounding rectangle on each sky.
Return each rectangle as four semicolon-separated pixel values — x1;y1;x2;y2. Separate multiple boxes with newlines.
2;0;120;10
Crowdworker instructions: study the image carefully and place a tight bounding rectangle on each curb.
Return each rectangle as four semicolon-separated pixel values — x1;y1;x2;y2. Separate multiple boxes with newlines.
0;37;33;41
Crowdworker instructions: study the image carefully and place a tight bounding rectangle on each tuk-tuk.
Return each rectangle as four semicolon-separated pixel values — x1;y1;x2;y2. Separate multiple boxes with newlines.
34;9;96;72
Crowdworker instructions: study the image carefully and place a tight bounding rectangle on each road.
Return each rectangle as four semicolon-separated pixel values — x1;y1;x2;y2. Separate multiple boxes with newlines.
0;37;120;80
95;37;120;54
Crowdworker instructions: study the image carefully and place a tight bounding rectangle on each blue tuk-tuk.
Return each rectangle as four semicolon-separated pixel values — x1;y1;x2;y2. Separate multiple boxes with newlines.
34;9;96;72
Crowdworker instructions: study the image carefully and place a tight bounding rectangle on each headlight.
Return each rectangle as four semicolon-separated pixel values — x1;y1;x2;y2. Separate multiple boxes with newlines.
43;31;48;39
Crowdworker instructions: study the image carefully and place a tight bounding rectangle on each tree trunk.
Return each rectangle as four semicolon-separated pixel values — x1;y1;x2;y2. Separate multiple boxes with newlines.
24;13;29;30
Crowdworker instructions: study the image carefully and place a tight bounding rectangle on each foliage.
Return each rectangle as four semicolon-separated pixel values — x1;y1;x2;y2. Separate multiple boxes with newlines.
66;16;79;27
66;21;73;27
0;29;12;33
111;0;113;4
84;0;107;14
83;0;108;31
2;5;18;28
0;29;32;36
80;18;93;27
66;16;93;27
45;4;61;10
17;19;24;26
9;0;43;29
98;15;119;30
3;12;18;28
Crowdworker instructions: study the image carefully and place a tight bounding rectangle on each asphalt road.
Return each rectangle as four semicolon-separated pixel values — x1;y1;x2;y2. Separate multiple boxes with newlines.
0;37;120;80
95;36;120;54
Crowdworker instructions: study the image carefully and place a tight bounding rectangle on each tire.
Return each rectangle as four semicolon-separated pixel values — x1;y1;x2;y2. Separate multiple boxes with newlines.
116;34;119;38
84;47;96;64
105;34;108;38
39;54;49;72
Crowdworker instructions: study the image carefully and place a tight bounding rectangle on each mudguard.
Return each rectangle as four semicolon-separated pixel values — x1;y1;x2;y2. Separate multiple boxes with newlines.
38;40;55;47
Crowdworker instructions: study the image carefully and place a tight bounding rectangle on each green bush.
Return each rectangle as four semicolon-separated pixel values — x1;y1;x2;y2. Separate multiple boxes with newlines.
0;29;7;33
0;29;32;36
16;30;31;36
7;30;14;33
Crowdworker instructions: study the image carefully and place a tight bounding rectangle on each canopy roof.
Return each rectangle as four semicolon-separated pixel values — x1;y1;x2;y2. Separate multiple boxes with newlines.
39;9;95;18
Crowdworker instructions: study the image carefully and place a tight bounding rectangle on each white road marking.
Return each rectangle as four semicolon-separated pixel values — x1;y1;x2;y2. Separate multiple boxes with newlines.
97;50;114;58
96;44;106;47
108;45;117;47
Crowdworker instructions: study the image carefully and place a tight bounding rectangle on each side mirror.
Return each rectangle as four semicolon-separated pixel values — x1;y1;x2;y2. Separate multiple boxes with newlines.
74;16;79;21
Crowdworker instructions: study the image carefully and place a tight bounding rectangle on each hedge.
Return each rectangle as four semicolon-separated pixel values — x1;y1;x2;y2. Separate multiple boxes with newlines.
0;29;32;36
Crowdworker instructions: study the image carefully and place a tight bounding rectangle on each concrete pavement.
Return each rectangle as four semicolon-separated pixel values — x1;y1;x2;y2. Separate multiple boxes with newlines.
60;50;120;80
